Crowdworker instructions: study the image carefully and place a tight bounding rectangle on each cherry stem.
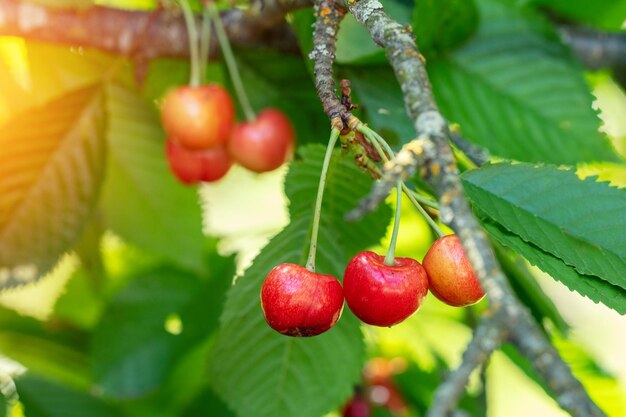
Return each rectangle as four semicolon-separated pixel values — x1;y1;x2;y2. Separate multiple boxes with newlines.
384;180;403;266
207;1;256;122
178;0;201;87
199;2;212;79
357;124;446;238
306;128;340;272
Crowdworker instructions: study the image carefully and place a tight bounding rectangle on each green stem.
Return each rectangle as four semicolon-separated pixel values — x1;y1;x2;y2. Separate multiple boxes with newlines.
179;0;201;87
384;180;403;265
306;128;340;272
403;185;445;238
199;2;212;80
207;1;256;121
409;189;439;209
357;124;446;238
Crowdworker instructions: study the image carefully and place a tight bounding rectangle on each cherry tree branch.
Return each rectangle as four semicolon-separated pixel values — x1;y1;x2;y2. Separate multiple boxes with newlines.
308;0;351;130
427;317;507;417
558;25;626;70
338;0;605;416
0;0;306;59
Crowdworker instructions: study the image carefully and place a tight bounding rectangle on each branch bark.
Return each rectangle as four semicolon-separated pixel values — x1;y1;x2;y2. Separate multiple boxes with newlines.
558;25;626;70
0;0;308;59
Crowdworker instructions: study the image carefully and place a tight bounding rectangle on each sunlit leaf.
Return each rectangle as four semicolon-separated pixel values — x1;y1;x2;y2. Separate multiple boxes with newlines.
0;84;106;288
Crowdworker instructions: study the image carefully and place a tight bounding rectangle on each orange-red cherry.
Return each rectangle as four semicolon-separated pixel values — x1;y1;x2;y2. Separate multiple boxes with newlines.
260;263;344;337
161;84;235;150
422;235;485;307
343;251;429;327
165;139;232;184
228;109;295;173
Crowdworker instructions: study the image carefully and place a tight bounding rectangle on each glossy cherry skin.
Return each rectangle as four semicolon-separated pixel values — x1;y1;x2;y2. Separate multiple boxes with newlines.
165;139;232;184
422;235;485;307
260;263;344;337
161;84;235;150
343;251;429;327
228;109;295;173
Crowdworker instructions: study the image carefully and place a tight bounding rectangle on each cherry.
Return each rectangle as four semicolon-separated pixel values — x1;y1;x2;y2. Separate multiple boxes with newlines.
260;263;344;337
343;251;429;327
422;234;485;307
165;139;232;184
161;84;235;150
342;395;371;417
228;109;295;173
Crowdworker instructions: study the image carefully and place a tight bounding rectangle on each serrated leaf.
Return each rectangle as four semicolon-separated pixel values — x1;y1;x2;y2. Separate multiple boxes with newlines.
92;250;234;398
0;84;106;288
15;374;121;417
484;220;626;315
208;145;391;417
0;41;117;125
528;0;626;30
462;161;626;290
494;243;569;332
429;0;619;165
413;0;479;57
100;83;205;273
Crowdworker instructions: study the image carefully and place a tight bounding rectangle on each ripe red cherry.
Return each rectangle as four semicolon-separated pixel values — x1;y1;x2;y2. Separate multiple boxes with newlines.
342;396;371;417
422;235;485;307
260;263;344;337
161;84;235;150
228;109;295;173
165;139;232;184
343;251;429;327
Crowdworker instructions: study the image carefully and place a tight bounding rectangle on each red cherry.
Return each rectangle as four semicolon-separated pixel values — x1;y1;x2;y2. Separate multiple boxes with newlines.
343;251;429;327
422;235;485;307
165;139;232;184
260;263;344;337
228;109;295;173
161;84;235;150
342;396;371;417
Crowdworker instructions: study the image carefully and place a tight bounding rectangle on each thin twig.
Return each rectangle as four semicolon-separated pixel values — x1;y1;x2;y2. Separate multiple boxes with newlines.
427;317;507;417
309;0;354;130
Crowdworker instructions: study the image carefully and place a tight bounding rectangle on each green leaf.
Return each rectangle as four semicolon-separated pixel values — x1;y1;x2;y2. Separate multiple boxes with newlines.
0;84;106;288
484;220;626;315
335;0;413;65
235;50;327;145
429;0;620;165
92;250;235;398
528;0;626;30
413;0;479;57
208;145;391;417
462;161;626;290
347;66;415;145
0;306;90;389
182;386;236;417
100;83;205;273
494;243;570;333
16;374;122;417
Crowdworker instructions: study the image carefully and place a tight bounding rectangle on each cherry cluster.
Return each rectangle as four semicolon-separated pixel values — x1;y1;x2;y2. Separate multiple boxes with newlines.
261;234;485;337
160;84;294;185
